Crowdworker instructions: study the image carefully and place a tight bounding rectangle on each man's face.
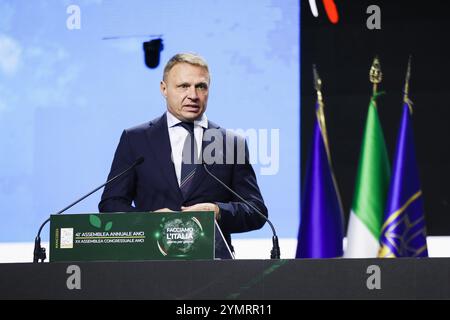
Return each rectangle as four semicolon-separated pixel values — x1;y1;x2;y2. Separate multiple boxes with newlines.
160;62;210;122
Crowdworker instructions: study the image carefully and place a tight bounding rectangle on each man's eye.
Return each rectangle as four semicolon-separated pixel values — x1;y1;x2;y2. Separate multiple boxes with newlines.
197;84;208;90
179;84;189;89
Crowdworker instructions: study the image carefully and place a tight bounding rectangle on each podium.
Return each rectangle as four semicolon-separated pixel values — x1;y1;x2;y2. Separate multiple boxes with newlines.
50;211;234;262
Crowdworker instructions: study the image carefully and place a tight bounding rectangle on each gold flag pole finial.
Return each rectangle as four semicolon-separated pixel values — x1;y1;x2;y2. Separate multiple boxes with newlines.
404;55;413;114
313;64;323;104
369;56;382;95
313;64;323;110
312;65;330;160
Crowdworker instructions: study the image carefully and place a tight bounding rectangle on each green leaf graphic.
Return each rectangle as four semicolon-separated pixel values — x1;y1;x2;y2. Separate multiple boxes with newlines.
89;215;102;228
104;221;113;231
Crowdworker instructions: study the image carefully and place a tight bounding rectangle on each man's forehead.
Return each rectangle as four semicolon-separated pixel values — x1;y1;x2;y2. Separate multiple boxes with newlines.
168;63;209;78
168;64;210;83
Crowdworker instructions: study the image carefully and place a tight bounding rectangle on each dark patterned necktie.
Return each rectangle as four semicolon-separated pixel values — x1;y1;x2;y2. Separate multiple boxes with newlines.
178;122;198;198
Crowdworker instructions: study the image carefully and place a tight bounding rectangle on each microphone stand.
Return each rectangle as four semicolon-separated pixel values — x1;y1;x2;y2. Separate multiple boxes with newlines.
33;157;144;263
203;164;280;259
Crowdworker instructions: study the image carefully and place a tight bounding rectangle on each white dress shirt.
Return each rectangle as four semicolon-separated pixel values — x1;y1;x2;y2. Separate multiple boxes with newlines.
166;111;208;186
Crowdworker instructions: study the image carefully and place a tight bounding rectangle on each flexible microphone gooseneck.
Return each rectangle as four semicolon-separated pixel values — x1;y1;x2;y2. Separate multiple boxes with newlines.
202;163;280;259
33;157;145;263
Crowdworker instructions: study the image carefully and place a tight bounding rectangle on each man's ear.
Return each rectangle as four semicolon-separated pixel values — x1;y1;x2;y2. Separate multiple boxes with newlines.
160;80;167;98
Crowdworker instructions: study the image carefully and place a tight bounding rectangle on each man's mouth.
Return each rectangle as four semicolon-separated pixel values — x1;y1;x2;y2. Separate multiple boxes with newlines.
183;105;200;111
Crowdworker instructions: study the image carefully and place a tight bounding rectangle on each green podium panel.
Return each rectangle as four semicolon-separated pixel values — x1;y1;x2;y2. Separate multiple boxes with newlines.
50;211;215;262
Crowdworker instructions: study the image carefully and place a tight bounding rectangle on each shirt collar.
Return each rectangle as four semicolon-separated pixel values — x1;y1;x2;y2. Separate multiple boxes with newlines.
166;111;208;129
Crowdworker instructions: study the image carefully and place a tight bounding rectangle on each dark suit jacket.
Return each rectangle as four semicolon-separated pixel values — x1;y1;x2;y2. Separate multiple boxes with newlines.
98;113;268;249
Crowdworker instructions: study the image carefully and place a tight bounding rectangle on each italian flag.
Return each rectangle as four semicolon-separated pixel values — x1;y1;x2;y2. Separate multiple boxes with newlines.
345;94;390;258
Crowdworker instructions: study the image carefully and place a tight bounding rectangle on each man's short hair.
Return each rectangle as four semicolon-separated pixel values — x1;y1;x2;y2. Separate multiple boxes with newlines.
163;53;210;81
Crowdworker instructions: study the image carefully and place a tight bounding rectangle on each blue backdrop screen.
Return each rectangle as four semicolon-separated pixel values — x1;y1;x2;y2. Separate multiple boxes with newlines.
0;0;299;242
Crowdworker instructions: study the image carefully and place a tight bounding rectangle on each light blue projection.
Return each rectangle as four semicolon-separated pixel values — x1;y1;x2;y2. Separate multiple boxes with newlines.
0;0;299;242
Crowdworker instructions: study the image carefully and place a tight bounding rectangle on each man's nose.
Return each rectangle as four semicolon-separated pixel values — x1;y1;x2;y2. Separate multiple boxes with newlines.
187;86;199;100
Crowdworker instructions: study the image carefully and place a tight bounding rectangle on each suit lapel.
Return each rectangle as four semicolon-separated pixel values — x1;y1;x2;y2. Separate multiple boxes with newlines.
145;113;182;200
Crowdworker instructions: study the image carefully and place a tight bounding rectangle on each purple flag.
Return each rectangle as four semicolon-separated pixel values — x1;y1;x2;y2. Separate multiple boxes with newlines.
296;101;344;258
378;102;428;257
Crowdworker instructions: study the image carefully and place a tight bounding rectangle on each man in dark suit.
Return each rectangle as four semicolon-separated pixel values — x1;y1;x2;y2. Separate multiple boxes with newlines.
99;53;267;251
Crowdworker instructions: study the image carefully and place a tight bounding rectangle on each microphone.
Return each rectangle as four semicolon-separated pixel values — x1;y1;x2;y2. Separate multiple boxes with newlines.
202;163;280;259
33;156;145;263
